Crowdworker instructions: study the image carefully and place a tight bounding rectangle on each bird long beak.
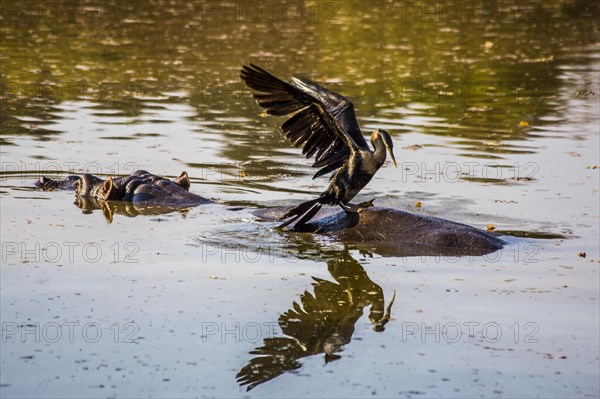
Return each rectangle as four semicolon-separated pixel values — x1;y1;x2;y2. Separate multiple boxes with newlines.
387;146;398;168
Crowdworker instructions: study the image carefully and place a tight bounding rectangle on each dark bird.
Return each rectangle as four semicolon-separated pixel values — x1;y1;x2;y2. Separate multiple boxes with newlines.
240;64;397;230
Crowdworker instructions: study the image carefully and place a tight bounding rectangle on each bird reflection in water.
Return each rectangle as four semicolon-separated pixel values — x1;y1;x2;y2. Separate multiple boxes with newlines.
236;250;396;391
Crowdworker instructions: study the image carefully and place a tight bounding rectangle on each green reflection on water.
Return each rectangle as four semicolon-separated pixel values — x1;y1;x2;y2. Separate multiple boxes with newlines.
1;0;598;160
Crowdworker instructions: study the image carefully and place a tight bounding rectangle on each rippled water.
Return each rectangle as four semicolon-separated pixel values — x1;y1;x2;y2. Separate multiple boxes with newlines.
1;1;599;397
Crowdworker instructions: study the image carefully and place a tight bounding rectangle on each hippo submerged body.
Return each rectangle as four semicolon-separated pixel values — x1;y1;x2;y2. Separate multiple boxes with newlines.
36;170;504;255
36;170;212;206
254;206;504;256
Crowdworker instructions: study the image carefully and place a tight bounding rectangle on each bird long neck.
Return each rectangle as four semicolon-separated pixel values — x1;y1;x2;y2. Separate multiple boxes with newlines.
371;137;388;168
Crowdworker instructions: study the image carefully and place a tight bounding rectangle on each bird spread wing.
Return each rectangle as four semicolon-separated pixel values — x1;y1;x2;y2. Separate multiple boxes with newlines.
240;64;369;179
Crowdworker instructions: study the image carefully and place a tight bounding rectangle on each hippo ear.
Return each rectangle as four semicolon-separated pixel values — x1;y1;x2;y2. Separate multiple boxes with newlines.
100;177;117;200
36;176;52;190
100;200;114;224
175;171;191;191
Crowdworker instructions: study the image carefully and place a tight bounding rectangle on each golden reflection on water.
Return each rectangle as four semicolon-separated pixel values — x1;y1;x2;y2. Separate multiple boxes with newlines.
236;248;396;391
1;0;598;159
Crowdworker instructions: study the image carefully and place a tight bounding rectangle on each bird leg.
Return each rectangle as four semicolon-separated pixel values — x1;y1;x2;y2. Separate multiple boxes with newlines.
356;199;375;211
372;290;396;332
339;199;375;214
339;202;359;213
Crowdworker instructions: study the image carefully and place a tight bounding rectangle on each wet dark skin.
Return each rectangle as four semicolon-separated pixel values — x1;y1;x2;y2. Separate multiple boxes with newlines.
36;170;209;206
36;171;504;256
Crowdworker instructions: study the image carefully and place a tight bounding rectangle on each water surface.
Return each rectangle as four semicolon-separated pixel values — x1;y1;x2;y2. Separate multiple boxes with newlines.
1;1;599;397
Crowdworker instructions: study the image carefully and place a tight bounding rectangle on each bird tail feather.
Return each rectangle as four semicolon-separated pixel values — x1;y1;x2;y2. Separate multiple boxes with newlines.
279;197;323;230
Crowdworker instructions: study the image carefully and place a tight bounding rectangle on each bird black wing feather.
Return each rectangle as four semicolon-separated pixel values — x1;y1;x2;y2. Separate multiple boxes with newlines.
241;64;369;178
